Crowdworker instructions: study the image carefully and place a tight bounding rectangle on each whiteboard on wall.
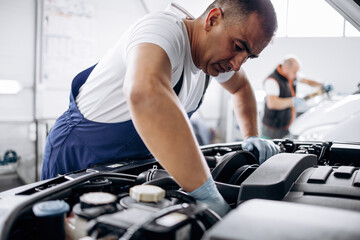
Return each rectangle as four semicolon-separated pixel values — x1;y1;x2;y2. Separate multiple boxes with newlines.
41;0;97;88
36;0;148;119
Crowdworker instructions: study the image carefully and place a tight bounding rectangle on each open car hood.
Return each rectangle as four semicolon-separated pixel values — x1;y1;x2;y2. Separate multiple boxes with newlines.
325;0;360;31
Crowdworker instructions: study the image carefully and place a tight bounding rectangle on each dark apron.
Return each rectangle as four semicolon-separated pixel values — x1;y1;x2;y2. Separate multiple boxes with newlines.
41;65;209;180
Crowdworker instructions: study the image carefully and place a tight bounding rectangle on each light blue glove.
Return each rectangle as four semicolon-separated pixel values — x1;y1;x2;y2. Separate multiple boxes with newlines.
188;177;230;217
292;97;305;107
242;136;280;164
322;83;334;92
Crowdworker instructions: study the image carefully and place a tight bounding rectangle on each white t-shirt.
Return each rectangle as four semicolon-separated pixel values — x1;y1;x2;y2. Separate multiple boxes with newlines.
76;11;234;123
263;78;280;96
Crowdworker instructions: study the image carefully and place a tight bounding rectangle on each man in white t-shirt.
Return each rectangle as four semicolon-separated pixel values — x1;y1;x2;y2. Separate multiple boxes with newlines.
262;56;325;139
41;0;279;217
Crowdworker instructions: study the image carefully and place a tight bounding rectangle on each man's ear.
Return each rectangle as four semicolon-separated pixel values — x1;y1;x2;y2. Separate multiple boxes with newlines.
204;8;223;31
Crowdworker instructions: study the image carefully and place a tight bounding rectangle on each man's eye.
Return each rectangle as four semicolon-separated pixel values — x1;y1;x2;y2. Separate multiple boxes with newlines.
235;44;243;51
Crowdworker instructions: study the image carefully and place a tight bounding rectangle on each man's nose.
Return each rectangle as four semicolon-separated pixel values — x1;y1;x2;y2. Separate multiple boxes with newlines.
229;53;248;71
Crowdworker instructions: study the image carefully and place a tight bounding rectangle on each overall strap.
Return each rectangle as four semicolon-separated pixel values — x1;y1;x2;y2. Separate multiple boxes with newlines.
173;70;184;96
173;71;210;98
203;74;210;94
197;74;210;107
71;64;97;98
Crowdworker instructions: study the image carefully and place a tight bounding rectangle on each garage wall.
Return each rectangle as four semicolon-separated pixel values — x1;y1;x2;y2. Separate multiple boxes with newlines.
0;0;36;182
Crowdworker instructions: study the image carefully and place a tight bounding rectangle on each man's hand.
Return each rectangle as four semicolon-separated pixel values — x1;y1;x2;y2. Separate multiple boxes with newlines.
189;177;230;217
242;136;280;164
292;97;305;107
322;83;334;93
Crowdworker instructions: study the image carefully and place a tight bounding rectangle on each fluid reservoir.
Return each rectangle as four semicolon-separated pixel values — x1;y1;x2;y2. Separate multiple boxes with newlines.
32;200;70;240
67;192;118;240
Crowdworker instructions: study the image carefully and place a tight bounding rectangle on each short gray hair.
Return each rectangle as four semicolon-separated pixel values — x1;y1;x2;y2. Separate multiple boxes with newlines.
283;54;302;69
201;0;278;43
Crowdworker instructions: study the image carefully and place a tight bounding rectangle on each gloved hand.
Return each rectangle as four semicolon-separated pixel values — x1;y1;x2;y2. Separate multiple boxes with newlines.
188;177;230;217
242;136;280;164
322;83;334;92
292;97;305;107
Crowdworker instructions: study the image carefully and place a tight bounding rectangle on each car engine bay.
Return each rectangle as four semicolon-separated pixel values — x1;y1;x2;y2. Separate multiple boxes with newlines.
0;139;360;240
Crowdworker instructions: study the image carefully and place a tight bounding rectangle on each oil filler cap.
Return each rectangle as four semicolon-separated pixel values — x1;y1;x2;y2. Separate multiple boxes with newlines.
130;185;165;202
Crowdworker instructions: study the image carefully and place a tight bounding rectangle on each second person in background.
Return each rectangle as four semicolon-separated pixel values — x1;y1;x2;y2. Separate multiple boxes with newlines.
262;55;333;139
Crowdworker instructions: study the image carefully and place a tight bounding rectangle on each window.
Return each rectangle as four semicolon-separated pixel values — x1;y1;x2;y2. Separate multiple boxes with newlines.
345;21;360;37
271;0;359;37
287;0;343;37
270;0;288;37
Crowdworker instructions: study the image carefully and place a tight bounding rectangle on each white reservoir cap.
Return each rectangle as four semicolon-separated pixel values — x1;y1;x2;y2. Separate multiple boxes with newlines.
130;185;165;202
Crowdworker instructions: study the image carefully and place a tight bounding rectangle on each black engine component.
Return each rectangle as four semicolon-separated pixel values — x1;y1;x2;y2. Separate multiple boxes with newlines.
88;202;219;240
203;153;360;240
1;140;360;240
238;153;317;202
211;150;258;184
86;188;218;240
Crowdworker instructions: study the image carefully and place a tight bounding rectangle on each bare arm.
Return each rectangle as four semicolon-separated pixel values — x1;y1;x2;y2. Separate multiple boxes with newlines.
220;69;258;139
267;77;322;110
266;95;293;110
123;43;210;192
300;78;322;87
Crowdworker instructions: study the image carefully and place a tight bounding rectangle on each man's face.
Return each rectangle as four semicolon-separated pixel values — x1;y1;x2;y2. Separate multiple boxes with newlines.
284;61;299;81
199;11;268;77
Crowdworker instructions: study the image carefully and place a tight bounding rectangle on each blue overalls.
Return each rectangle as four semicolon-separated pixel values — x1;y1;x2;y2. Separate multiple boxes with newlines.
41;65;209;180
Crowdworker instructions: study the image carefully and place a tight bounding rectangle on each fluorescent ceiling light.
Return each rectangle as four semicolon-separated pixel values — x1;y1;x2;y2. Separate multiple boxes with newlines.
0;80;22;94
